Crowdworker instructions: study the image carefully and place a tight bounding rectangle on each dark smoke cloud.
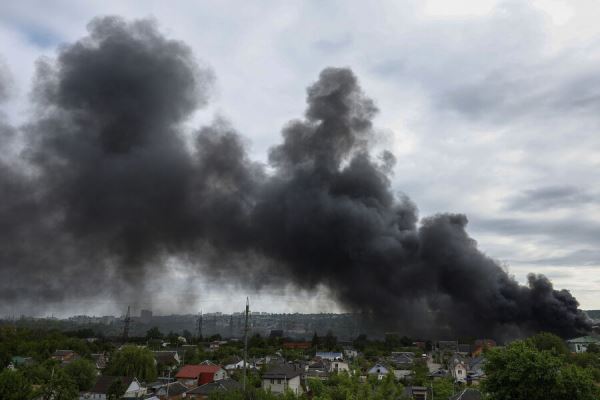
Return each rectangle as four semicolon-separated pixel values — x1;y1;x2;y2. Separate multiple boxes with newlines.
0;16;590;338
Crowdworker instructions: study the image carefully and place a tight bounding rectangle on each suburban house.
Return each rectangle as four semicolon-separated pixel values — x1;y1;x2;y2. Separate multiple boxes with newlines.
315;351;343;361
51;350;80;366
566;336;600;353
90;353;107;371
343;347;358;359
427;369;449;380
367;363;390;380
185;378;242;399
153;381;189;399
304;361;329;381
449;355;468;383
393;369;413;381
8;356;34;370
153;351;181;368
262;365;303;395
449;388;483;400
223;360;256;374
403;386;430;400
329;360;349;374
80;376;145;400
390;352;414;369
175;363;227;387
467;356;486;385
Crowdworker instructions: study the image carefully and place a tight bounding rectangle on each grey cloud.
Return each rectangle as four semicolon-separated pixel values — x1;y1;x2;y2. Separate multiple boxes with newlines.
0;60;11;104
0;15;591;339
505;185;596;212
527;249;600;268
313;35;353;53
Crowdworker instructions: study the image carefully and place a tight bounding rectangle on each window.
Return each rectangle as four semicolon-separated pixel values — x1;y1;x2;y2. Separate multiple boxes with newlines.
270;379;274;384
277;379;282;384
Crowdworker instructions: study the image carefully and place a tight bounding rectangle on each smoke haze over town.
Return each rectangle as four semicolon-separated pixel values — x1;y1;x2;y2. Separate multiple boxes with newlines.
1;2;600;340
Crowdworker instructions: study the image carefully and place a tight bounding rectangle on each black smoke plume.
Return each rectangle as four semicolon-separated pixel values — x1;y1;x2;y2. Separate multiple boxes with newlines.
0;16;590;338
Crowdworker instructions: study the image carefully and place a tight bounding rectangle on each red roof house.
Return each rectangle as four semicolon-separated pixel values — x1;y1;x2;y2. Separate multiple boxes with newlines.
176;363;226;386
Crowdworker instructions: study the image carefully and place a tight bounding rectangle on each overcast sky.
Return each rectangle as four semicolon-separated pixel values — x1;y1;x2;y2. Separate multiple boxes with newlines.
2;0;600;316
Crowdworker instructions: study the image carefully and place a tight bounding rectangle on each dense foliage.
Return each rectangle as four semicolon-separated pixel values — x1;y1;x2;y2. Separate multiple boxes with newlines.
0;370;33;400
105;345;157;382
3;325;600;400
483;339;599;400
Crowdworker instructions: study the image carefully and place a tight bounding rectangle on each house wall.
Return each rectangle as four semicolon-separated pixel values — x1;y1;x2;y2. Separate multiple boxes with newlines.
262;376;302;395
368;365;389;380
573;343;590;353
214;369;227;381
453;364;467;383
330;362;349;373
79;395;106;400
178;378;198;387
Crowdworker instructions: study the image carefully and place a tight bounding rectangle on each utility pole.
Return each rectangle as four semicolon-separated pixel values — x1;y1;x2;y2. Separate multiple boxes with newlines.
122;305;131;342
165;368;171;398
242;297;250;392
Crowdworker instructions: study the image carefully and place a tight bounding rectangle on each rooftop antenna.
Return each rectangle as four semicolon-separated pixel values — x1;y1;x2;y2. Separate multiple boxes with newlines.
122;305;131;342
242;297;250;392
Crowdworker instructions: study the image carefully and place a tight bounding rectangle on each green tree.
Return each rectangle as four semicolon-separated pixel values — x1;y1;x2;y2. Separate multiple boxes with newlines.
411;359;429;386
307;377;326;397
0;370;33;400
484;340;599;400
374;372;401;400
311;332;321;349
353;334;369;352
323;330;338;351
527;332;569;356
145;327;163;340
64;358;97;391
39;369;78;400
105;345;157;382
555;364;598;399
569;352;600;381
107;378;126;400
432;378;454;400
586;343;600;354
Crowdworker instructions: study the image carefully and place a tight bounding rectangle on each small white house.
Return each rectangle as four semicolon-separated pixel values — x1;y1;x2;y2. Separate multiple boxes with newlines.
567;336;600;353
329;360;350;374
393;369;413;381
316;352;343;361
80;376;145;400
225;359;256;372
262;366;303;395
367;364;390;380
343;348;358;359
449;356;467;383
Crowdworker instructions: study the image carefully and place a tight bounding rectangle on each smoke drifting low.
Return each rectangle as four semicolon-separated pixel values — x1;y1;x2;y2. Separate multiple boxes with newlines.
0;16;590;338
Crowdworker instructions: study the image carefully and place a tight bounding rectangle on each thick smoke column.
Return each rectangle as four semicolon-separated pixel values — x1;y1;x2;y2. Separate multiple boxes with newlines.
0;16;590;338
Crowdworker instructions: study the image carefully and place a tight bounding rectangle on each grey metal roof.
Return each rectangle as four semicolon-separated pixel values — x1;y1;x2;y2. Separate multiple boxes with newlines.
262;365;302;379
186;378;241;395
449;388;483;400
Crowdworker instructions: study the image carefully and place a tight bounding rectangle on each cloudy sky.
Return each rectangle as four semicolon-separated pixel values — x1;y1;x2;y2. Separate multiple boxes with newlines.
1;0;600;315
